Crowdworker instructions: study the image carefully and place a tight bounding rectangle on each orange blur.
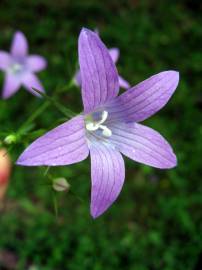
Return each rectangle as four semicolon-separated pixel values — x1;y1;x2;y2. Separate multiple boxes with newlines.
0;149;11;200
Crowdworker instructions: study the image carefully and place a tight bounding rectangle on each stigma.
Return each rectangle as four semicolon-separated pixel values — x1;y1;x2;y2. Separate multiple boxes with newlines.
85;110;112;137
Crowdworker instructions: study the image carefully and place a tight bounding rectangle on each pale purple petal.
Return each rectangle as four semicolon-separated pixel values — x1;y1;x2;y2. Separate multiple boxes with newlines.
22;73;45;96
26;55;47;72
109;122;177;169
11;31;28;58
118;75;130;89
2;73;21;99
90;143;125;218
109;48;120;63
75;48;120;87
17;115;89;166
107;71;179;123
78;28;119;114
0;51;11;71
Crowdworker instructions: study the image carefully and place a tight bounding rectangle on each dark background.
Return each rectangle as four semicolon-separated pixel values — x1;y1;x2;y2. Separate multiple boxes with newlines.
0;0;201;269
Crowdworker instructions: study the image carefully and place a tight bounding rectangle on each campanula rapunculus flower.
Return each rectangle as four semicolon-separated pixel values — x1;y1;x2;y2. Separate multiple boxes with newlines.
75;36;130;89
17;28;179;218
0;31;47;99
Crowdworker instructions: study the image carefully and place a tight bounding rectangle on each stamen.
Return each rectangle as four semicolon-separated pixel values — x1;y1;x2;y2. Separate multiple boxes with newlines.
86;122;99;131
99;111;108;125
99;125;112;137
85;110;112;137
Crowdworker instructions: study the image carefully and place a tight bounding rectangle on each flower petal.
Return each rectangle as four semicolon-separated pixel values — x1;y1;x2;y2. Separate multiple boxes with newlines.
11;31;28;58
107;71;179;122
109;48;120;63
26;55;47;72
118;75;130;89
0;51;11;71
22;73;45;96
110;122;177;169
17;116;89;166
2;74;21;99
78;28;119;114
90;143;125;218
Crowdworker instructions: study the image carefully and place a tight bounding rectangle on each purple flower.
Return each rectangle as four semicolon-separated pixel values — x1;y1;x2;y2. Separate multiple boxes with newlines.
0;31;47;99
17;28;179;218
74;35;130;89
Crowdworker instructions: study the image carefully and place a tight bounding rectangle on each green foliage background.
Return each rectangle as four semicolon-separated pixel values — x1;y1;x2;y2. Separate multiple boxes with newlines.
0;0;201;269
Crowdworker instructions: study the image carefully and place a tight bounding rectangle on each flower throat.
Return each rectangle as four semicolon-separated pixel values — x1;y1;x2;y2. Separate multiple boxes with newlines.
85;110;112;137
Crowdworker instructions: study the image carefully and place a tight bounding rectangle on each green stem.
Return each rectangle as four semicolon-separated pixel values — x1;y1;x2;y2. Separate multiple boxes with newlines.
55;78;75;95
53;192;59;219
16;83;76;139
32;88;75;118
18;101;50;135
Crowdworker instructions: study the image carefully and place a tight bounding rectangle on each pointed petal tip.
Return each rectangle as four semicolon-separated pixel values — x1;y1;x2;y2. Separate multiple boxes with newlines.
81;27;91;32
15;30;24;36
109;48;120;63
11;30;28;58
80;28;95;38
118;76;131;89
27;55;48;72
16;160;38;167
168;70;180;92
159;152;177;169
90;208;103;219
15;155;30;166
91;212;98;219
174;70;180;83
149;142;177;169
15;159;22;166
169;153;178;168
165;70;180;82
13;31;27;43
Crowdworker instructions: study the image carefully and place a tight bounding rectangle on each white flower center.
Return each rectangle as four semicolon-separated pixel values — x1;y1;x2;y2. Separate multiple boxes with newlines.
9;63;23;75
85;110;112;137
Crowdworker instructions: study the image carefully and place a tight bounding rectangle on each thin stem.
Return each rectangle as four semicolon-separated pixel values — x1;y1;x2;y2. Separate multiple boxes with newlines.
15;82;76;140
55;78;75;95
53;192;59;219
32;88;75;118
18;101;50;135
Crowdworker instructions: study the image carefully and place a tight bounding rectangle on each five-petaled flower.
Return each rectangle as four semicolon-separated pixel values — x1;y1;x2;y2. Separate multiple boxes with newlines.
17;28;179;218
0;31;47;99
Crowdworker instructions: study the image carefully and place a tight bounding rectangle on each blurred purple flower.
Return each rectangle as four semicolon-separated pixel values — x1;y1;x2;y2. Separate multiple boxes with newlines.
0;31;47;99
17;28;179;218
74;33;130;89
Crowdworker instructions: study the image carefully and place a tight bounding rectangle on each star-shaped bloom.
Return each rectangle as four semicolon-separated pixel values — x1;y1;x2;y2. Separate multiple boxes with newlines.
0;31;47;99
75;38;130;89
17;28;179;218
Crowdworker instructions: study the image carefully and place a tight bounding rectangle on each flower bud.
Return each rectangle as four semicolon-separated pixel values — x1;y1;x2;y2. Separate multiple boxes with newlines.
0;149;11;200
52;178;70;192
4;134;17;145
